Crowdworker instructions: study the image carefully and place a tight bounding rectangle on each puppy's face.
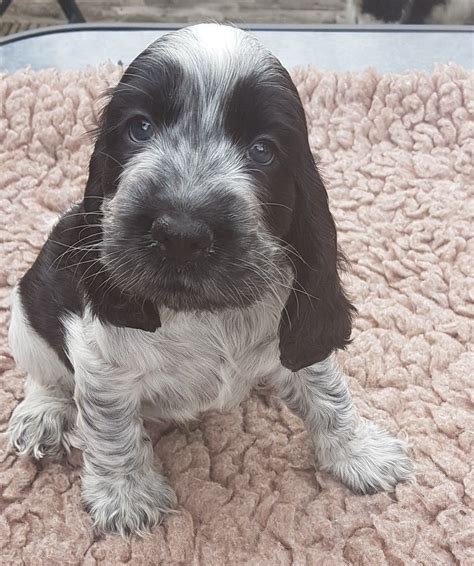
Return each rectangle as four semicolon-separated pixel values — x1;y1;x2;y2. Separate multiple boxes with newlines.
84;24;354;371
90;26;304;311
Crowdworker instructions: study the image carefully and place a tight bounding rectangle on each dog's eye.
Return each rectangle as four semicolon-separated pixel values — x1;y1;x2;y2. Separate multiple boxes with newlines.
248;140;274;165
128;116;154;142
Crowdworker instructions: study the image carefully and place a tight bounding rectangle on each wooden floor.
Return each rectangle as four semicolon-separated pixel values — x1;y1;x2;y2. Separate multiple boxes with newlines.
1;0;348;36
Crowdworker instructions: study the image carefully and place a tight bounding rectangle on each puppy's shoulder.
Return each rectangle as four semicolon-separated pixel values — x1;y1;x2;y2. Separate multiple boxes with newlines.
17;203;89;367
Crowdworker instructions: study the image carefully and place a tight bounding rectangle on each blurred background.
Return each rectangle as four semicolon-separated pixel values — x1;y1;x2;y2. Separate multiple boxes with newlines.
1;0;473;36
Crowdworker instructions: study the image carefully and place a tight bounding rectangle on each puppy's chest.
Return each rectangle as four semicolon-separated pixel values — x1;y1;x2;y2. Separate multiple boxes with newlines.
97;306;281;418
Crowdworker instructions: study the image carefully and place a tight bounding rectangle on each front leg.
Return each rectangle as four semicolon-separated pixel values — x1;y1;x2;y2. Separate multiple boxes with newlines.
73;353;176;536
271;355;413;494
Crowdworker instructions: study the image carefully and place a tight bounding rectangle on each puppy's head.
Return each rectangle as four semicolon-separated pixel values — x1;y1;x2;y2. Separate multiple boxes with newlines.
83;24;354;371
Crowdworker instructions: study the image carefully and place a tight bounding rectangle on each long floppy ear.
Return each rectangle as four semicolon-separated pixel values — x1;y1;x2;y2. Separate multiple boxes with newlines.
79;131;162;332
279;146;355;372
83;85;122;215
83;132;108;215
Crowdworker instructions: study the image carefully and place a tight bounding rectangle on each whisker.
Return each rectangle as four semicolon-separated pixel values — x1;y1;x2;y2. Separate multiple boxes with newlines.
114;82;155;102
258;202;293;212
60;219;101;228
96;151;125;170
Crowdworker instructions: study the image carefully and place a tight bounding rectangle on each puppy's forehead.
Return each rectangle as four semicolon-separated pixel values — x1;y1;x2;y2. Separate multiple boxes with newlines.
175;24;248;57
147;24;273;84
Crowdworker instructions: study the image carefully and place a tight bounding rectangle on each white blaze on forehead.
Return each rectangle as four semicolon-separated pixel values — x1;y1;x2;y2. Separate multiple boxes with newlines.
153;23;267;76
187;23;244;52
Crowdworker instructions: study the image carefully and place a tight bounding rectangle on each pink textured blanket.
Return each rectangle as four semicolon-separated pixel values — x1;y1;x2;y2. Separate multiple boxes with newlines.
1;64;473;565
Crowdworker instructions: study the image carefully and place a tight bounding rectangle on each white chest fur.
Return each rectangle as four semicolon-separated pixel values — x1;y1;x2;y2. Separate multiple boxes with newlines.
65;300;287;422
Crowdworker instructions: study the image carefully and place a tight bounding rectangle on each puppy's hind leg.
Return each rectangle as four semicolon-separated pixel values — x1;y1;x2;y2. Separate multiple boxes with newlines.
7;288;76;458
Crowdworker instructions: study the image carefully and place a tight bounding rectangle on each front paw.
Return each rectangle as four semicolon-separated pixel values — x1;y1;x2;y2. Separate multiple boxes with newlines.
82;468;177;536
8;397;76;459
321;419;414;494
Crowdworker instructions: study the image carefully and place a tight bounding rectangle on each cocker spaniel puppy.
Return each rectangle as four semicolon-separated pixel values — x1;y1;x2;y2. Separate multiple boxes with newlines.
8;24;413;536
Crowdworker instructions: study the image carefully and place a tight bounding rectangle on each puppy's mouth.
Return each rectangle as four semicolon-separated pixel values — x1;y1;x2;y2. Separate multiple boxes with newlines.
149;256;262;311
101;242;269;313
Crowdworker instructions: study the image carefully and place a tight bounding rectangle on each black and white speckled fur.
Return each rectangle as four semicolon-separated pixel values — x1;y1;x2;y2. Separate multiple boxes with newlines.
7;24;413;537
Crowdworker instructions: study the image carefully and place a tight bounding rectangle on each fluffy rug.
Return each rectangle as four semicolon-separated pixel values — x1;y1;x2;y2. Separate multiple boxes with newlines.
1;62;473;565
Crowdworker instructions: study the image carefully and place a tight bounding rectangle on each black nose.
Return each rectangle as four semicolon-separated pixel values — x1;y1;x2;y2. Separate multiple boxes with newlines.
151;214;213;261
